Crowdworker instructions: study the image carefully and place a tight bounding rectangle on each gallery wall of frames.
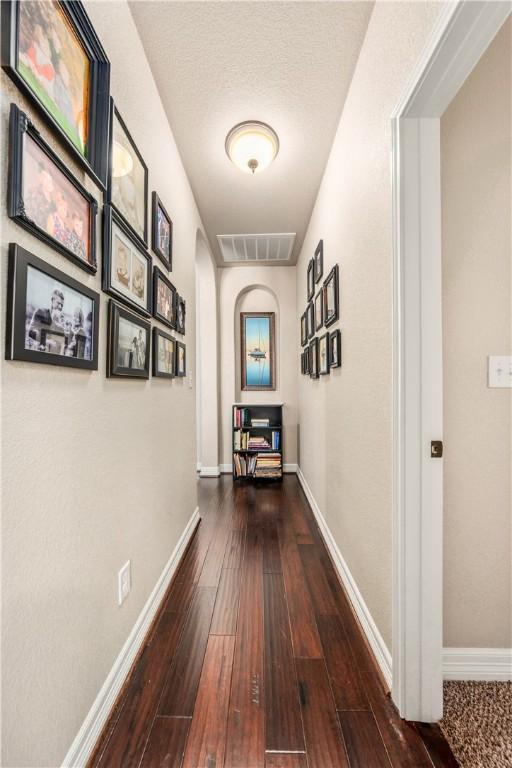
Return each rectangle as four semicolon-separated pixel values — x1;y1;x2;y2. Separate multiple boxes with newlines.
300;239;342;378
2;0;187;381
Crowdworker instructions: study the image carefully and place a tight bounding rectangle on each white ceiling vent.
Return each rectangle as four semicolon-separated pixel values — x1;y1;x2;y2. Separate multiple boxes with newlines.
217;233;296;264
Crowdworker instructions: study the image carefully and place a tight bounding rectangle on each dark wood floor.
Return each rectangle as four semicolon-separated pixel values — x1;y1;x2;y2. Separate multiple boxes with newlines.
90;475;458;768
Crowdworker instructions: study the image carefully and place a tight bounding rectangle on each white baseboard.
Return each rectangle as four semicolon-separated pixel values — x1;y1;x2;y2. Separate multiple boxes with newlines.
199;466;220;477
218;463;297;474
61;506;201;767
443;648;512;681
296;466;392;689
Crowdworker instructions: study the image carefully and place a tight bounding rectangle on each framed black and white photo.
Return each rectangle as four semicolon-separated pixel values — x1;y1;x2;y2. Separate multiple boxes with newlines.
301;351;305;375
176;294;186;335
307;258;315;301
306;301;314;340
8;104;98;273
318;331;330;375
314;239;323;283
300;311;307;347
152;327;175;379
329;328;341;369
107;300;150;379
309;336;319;379
107;100;148;245
5;242;99;369
103;205;151;317
1;0;110;187
304;345;310;375
151;192;172;271
323;264;339;327
153;266;176;330
176;341;186;377
314;288;323;332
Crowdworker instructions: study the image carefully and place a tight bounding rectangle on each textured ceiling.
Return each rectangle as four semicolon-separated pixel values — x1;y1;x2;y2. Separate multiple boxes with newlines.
130;1;374;265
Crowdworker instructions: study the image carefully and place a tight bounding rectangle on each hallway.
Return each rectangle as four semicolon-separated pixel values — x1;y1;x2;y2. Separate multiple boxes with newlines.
90;476;456;768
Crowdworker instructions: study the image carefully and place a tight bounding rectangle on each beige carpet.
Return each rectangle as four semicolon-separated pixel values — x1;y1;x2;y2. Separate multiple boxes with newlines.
440;681;512;768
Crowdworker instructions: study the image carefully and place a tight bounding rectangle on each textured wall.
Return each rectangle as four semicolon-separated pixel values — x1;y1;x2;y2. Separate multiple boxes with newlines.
295;1;443;650
0;2;209;765
441;19;511;649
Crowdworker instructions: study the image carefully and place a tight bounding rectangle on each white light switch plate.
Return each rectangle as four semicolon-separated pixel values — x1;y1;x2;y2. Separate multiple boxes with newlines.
488;356;512;388
118;560;131;606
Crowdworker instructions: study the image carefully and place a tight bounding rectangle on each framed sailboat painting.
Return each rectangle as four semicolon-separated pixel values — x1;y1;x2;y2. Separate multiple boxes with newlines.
240;312;275;391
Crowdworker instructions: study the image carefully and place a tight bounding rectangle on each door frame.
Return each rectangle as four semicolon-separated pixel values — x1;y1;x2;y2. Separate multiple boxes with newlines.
391;0;511;722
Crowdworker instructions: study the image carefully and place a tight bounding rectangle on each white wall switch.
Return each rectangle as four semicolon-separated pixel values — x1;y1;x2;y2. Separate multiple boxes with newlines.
488;356;512;388
118;560;131;606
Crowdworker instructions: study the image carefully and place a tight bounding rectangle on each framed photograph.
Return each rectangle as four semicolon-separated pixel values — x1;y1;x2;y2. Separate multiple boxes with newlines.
176;295;186;335
329;328;341;369
318;332;330;375
309;337;319;379
314;239;323;283
107;300;150;379
307;258;315;301
107;100;148;245
1;0;110;187
304;346;310;375
306;301;314;340
240;312;275;391
8;104;97;273
323;264;339;327
103;205;151;317
176;341;186;377
153;266;176;330
300;311;307;347
314;288;323;332
152;327;175;379
152;192;172;271
5;242;99;369
301;351;305;375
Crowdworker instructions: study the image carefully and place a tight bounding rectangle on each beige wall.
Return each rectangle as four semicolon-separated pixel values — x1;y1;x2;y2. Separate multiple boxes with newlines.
219;266;297;468
441;19;512;649
0;2;211;765
295;1;443;650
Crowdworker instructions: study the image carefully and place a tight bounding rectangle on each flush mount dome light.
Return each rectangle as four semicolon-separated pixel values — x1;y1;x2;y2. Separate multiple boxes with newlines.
225;121;279;175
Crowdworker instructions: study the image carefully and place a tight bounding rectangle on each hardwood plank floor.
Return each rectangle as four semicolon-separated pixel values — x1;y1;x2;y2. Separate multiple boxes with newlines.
89;475;458;768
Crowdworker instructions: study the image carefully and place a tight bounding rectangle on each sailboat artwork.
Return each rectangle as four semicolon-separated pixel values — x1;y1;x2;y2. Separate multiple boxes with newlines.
241;312;275;390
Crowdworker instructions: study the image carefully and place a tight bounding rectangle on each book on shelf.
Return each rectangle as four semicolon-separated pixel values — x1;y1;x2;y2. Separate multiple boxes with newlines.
271;430;280;450
251;418;270;427
233;452;257;477
254;452;282;478
233;407;250;428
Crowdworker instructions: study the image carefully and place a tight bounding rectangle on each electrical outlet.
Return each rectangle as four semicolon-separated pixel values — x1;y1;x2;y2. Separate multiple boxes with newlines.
488;356;512;388
118;560;131;606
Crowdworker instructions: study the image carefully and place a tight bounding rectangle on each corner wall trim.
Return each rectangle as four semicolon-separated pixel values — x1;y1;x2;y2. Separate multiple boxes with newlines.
61;506;201;767
296;466;392;689
443;648;512;681
199;466;221;478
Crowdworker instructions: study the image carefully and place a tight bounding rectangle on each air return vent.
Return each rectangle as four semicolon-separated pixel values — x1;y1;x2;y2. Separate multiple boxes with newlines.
217;233;296;263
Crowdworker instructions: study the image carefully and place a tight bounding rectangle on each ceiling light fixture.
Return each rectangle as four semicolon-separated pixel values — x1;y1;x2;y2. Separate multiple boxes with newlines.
225;120;279;175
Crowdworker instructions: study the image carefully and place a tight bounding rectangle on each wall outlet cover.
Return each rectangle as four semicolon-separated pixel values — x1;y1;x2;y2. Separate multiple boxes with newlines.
488;356;512;388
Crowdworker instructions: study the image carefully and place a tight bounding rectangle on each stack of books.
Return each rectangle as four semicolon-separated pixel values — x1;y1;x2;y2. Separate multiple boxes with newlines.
233;453;257;477
233;407;250;428
234;431;249;450
248;435;271;450
254;452;282;478
251;417;270;427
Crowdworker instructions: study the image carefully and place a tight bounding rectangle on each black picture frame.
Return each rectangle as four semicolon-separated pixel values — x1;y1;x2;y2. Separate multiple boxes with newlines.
304;345;310;375
175;340;186;377
1;0;110;188
329;328;342;369
314;239;323;283
318;331;330;375
176;294;186;335
153;266;177;330
309;337;319;379
107;299;150;379
107;100;148;246
5;242;99;370
323;264;339;328
152;327;175;379
314;288;324;332
306;301;314;340
151;192;172;271
102;205;152;317
300;311;307;347
307;258;315;301
8;104;98;273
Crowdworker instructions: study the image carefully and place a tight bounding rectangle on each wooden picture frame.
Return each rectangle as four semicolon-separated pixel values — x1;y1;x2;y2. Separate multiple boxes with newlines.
152;327;175;379
314;239;323;283
175;340;186;377
152;266;176;330
102;205;152;317
151;192;172;271
107;299;150;379
323;264;339;328
300;311;307;347
5;242;99;369
8;104;98;273
306;301;314;340
318;331;330;375
314;288;324;332
329;328;341;368
309;336;319;379
1;0;110;188
240;312;275;391
176;294;186;335
307;257;315;301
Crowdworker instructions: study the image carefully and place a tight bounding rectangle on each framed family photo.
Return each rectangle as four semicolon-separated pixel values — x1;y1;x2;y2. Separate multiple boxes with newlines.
152;192;172;271
153;266;176;330
108;100;148;245
103;205;152;317
176;341;186;377
107;300;150;379
304;345;310;375
1;0;110;186
176;295;186;335
307;258;315;301
306;301;314;340
323;264;339;327
314;288;323;332
240;312;275;391
8;104;97;273
5;243;99;369
309;336;319;379
314;239;323;283
152;327;175;379
329;328;341;369
300;311;307;347
318;332;330;375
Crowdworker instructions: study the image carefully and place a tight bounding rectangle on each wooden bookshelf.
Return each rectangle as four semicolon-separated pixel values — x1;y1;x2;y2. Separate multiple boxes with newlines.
232;403;283;481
